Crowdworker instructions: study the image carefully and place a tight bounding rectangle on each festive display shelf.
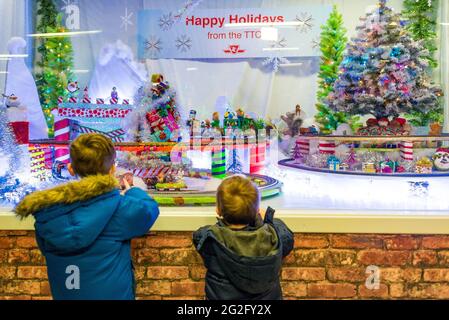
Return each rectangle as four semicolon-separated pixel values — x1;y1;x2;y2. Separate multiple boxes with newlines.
279;159;449;178
292;135;449;142
148;174;282;206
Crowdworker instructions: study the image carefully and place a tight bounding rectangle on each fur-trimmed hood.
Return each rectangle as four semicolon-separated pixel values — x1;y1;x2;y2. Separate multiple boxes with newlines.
15;175;119;218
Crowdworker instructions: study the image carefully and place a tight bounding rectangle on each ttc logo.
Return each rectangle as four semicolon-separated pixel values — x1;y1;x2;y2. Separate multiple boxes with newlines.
224;45;246;55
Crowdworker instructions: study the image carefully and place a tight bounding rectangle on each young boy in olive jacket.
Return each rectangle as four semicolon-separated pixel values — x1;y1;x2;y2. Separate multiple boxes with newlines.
193;175;294;300
15;134;159;300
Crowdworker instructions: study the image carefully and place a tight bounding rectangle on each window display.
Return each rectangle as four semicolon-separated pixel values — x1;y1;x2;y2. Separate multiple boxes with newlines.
0;0;448;214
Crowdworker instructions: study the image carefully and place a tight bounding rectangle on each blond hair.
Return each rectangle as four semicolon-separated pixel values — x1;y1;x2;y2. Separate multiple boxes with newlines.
216;175;260;225
70;134;116;177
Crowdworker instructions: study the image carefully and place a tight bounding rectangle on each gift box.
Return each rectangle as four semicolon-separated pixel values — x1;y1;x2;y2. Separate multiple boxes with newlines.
415;158;433;174
96;98;105;104
327;156;340;171
9;121;29;144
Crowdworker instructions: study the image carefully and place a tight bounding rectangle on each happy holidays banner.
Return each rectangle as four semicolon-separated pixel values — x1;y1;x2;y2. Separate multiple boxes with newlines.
137;6;332;59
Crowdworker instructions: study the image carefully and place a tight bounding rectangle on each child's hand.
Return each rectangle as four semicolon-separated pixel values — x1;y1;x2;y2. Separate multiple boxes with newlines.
121;178;132;194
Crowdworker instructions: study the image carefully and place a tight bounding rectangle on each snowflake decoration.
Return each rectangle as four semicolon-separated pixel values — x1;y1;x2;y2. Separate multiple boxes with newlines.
159;13;175;31
262;57;290;73
270;37;287;49
311;37;320;52
295;12;314;33
144;36;163;58
175;35;192;52
120;8;134;31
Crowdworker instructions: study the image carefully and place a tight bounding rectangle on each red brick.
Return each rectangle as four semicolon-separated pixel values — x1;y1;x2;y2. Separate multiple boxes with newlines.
0;295;32;300
409;284;449;299
413;250;438;267
171;281;205;296
357;250;411;266
160;248;202;265
327;250;357;266
131;237;147;249
0;249;7;263
385;236;419;250
331;235;383;249
0;231;27;236
327;267;366;282
146;235;192;248
8;249;30;264
281;282;307;298
136;281;171;296
294;235;328;248
296;250;328;266
437;251;449;266
190;265;206;280
17;267;47;279
358;284;389;298
163;296;201;300
422;236;449;249
381;268;422;283
40;281;51;295
423;269;449;282
16;237;37;249
282;267;325;281
147;266;189;280
4;281;41;295
282;251;297;265
134;266;146;280
0;267;16;280
135;248;160;264
29;249;45;265
31;296;53;300
137;295;162;300
390;283;406;298
307;283;356;298
0;237;15;249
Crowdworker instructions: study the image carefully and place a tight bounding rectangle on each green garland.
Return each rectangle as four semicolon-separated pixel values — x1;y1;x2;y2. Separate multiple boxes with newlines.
403;0;443;126
35;0;74;137
314;5;353;134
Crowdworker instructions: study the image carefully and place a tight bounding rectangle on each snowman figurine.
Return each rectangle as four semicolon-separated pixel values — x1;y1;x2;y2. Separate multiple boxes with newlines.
433;148;449;171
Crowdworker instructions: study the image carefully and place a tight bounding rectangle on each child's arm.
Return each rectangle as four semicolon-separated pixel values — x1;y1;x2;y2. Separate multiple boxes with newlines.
272;218;294;257
115;187;160;240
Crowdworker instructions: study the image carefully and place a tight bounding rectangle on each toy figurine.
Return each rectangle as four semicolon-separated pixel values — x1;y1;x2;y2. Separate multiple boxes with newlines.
211;112;221;129
111;87;119;100
67;81;79;95
433;148;449;171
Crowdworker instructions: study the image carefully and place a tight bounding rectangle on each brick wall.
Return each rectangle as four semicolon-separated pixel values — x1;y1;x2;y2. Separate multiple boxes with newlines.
2;231;449;299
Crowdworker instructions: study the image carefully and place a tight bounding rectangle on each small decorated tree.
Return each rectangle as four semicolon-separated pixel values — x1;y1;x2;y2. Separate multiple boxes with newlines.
402;0;443;126
35;0;74;137
315;5;349;134
327;0;442;123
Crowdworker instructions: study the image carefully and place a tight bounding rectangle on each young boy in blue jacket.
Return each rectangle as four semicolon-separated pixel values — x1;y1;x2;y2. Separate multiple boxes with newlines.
193;175;294;300
15;133;159;300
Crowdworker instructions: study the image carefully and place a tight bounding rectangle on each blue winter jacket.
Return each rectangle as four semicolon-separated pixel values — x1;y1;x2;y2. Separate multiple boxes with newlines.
14;175;159;300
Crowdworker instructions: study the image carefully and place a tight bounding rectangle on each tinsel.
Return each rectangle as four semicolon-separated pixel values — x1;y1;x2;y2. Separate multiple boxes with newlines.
0;104;33;204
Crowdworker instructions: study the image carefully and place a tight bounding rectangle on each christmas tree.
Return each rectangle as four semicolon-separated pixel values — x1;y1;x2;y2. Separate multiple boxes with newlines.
315;5;349;134
292;142;304;164
35;0;74;137
402;0;443;126
327;0;442;122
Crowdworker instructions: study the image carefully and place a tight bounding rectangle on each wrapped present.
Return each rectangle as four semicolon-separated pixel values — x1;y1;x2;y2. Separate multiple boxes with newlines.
415;157;433;174
110;98;118;105
327;156;340;171
363;162;376;173
96;98;105;104
162;112;180;132
122;99;130;105
379;160;397;173
69;97;78;103
82;97;91;104
57;96;64;104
